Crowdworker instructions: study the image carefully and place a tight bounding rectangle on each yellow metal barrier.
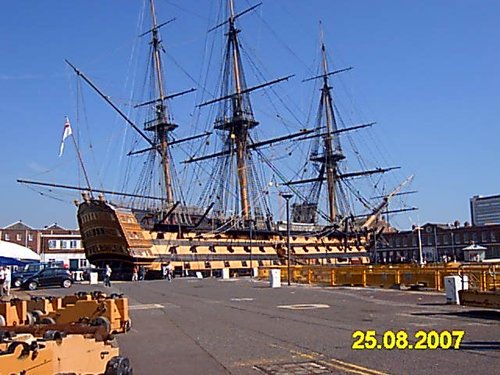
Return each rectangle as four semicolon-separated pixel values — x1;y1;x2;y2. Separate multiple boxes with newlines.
258;263;499;292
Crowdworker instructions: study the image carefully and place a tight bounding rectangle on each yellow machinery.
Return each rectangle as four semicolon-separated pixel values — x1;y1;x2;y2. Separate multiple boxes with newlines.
26;296;63;318
0;292;133;373
0;299;34;326
0;291;131;333
37;292;131;334
0;327;131;375
2;292;131;334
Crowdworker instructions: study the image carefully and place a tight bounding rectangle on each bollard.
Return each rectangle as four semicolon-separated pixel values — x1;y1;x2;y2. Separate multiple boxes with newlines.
269;269;281;288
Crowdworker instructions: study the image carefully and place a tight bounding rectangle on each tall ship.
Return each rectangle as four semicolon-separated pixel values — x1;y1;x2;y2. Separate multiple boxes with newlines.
20;0;415;278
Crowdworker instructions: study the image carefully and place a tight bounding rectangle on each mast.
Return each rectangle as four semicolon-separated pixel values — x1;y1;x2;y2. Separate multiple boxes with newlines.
320;32;343;222
192;0;293;226
227;0;252;220
145;0;176;205
310;27;345;223
205;0;261;222
286;25;400;226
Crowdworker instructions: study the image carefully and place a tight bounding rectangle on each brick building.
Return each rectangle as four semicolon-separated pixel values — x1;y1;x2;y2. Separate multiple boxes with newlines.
1;221;88;271
0;220;41;252
374;222;500;263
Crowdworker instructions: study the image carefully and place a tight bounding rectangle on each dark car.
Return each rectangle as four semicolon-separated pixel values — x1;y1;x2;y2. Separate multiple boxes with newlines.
21;268;73;290
12;262;65;287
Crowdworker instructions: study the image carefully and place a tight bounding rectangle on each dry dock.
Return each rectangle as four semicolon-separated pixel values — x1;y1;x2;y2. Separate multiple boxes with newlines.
28;278;499;375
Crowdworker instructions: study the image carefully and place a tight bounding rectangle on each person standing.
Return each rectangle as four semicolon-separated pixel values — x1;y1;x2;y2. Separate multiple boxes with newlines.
3;266;11;296
104;264;112;287
132;265;138;281
0;267;5;297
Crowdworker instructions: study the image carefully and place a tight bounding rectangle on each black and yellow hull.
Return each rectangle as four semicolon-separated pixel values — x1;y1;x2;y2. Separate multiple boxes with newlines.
77;198;369;279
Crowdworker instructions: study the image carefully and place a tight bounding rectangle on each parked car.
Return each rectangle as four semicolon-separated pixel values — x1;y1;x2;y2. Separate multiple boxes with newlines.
12;262;65;288
20;268;73;290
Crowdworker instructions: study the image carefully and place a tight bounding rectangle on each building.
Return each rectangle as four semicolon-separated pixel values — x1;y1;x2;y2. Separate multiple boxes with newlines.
470;194;500;226
40;224;89;271
1;221;89;271
0;220;41;252
374;222;500;263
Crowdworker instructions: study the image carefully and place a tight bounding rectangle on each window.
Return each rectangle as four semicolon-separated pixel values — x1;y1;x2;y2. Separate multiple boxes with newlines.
16;234;22;241
28;234;33;242
70;240;78;249
437;235;442;245
4;234;9;241
60;241;68;249
491;232;497;242
28;264;39;272
43;269;56;277
481;232;488;242
80;259;88;268
443;234;449;245
48;240;57;249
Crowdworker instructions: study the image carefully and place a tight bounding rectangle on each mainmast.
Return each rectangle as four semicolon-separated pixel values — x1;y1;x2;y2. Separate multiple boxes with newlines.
220;0;256;220
188;0;294;227
144;0;177;205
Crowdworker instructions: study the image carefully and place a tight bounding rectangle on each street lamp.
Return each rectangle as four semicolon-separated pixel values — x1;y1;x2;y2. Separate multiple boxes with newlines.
413;225;424;265
281;193;293;286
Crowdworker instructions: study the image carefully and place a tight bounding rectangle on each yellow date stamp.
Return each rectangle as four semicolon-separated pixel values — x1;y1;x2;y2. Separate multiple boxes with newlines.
352;330;464;350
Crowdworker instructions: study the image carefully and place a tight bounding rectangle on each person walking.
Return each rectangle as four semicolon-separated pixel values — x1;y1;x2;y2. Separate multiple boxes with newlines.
132;265;138;281
139;266;146;281
166;262;173;282
104;264;112;287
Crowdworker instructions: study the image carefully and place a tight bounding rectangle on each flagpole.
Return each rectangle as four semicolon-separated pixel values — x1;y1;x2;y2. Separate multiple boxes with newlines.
65;117;94;197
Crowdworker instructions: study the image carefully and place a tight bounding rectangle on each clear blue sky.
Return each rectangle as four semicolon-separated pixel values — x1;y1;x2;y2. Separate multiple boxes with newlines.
0;0;498;230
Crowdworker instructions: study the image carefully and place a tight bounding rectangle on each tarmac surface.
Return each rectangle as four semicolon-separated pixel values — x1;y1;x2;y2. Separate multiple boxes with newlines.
25;277;499;375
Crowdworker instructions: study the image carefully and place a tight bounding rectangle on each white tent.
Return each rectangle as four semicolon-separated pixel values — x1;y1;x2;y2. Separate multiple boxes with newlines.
0;240;40;264
462;244;487;251
462;243;487;262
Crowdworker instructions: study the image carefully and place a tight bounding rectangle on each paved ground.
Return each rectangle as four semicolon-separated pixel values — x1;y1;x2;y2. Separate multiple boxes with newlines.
26;278;499;375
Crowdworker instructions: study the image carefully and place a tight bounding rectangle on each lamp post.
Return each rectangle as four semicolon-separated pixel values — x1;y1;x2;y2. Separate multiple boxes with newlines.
248;218;254;278
451;231;455;260
281;193;293;286
415;225;424;265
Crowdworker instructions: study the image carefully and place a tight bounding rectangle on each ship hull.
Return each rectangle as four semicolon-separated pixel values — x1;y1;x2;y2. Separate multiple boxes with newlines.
77;199;369;279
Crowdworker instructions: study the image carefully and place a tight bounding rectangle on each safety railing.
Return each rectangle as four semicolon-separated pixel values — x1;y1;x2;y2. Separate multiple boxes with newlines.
258;263;499;292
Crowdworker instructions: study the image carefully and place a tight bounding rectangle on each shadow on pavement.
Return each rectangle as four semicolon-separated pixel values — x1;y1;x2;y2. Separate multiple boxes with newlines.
412;309;500;321
460;341;500;351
